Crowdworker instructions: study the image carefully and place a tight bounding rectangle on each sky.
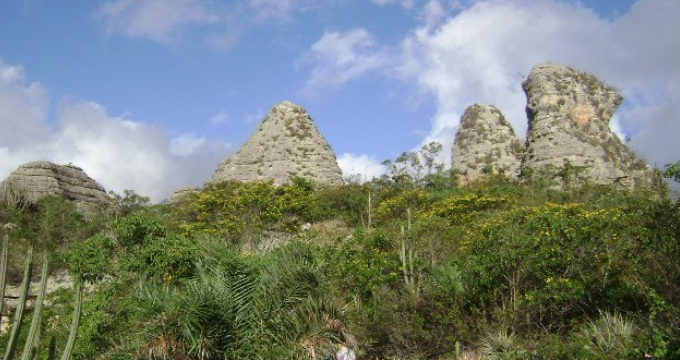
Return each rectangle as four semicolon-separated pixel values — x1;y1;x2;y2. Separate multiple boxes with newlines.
0;0;678;202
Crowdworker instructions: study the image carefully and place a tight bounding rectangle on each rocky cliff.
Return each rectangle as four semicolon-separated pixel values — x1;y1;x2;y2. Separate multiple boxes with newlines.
209;101;344;186
452;104;524;183
520;63;657;188
0;161;110;210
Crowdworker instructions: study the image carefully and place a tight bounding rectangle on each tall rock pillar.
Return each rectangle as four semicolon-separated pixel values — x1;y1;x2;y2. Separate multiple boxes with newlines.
521;63;658;188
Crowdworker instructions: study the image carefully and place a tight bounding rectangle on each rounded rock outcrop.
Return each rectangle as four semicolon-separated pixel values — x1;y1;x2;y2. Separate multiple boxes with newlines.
452;104;524;183
209;101;343;186
0;161;110;210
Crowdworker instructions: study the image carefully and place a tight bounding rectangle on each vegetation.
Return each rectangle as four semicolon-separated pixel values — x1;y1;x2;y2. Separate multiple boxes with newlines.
1;156;680;359
664;161;680;183
0;234;82;360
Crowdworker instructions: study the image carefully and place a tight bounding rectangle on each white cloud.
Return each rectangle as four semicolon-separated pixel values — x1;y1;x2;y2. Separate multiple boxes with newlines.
337;153;386;181
0;59;51;174
204;29;241;52
395;0;680;167
310;0;680;170
0;58;232;202
419;0;446;27
248;0;300;21
99;0;219;44
210;110;230;126
627;99;680;168
371;0;417;9
303;28;388;92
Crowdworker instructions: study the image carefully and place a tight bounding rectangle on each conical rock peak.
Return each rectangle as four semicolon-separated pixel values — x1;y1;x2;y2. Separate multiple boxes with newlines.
209;101;343;186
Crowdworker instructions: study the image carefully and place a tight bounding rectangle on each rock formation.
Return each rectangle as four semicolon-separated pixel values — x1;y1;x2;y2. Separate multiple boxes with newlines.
452;104;524;183
170;186;199;203
0;161;110;210
209;101;344;186
520;63;657;188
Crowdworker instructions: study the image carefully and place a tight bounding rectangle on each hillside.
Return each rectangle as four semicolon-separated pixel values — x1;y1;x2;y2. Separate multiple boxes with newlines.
0;162;679;359
0;64;678;360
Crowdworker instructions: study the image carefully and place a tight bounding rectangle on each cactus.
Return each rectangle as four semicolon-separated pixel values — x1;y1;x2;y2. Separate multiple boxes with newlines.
0;235;82;360
21;254;48;360
3;247;33;360
399;208;419;300
59;280;82;360
0;235;8;329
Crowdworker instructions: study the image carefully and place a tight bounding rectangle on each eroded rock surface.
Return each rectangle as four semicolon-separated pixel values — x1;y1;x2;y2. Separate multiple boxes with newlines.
0;161;110;210
170;186;199;203
521;63;658;188
452;104;524;183
209;101;343;186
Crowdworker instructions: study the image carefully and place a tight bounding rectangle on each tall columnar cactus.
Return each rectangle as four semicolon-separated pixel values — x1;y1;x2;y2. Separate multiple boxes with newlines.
3;247;33;360
0;235;82;360
0;235;8;328
399;208;419;300
21;254;48;360
59;281;82;360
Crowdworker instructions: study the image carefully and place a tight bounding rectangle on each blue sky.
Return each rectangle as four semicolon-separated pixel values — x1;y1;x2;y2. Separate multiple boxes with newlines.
0;0;678;201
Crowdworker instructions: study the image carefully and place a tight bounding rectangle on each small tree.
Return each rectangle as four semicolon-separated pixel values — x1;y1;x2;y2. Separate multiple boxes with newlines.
381;142;448;188
108;189;150;218
664;161;680;182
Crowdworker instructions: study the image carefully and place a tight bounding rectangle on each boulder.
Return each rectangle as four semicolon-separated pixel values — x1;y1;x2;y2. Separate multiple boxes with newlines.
452;104;524;183
521;63;658;188
0;161;110;210
209;101;343;186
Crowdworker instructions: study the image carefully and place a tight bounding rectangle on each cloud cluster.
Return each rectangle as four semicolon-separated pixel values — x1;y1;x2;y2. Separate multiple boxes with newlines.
398;0;615;150
371;0;417;9
98;0;317;46
0;58;231;202
99;0;219;44
303;29;388;93
247;0;301;21
307;0;680;175
337;153;386;181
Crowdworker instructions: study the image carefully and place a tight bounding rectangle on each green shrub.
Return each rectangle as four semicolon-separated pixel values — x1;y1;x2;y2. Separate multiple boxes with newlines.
463;202;647;330
479;329;525;360
328;229;401;301
176;180;319;237
314;183;373;226
578;312;636;359
114;212;166;248
64;235;114;282
374;189;428;224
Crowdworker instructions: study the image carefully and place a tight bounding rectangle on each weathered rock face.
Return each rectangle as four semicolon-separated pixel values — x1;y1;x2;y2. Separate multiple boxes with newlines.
0;161;110;210
521;63;658;188
209;101;344;186
170;186;199;203
452;104;524;183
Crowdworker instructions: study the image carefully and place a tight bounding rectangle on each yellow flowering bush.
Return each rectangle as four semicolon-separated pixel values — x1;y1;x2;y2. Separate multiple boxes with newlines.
462;201;642;330
374;189;428;223
418;193;513;223
177;179;318;236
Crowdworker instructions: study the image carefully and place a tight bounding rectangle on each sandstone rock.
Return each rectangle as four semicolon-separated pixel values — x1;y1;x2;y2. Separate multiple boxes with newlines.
0;161;110;210
1;270;101;332
209;101;343;186
2;270;74;312
452;104;524;183
170;186;199;203
521;63;658;188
